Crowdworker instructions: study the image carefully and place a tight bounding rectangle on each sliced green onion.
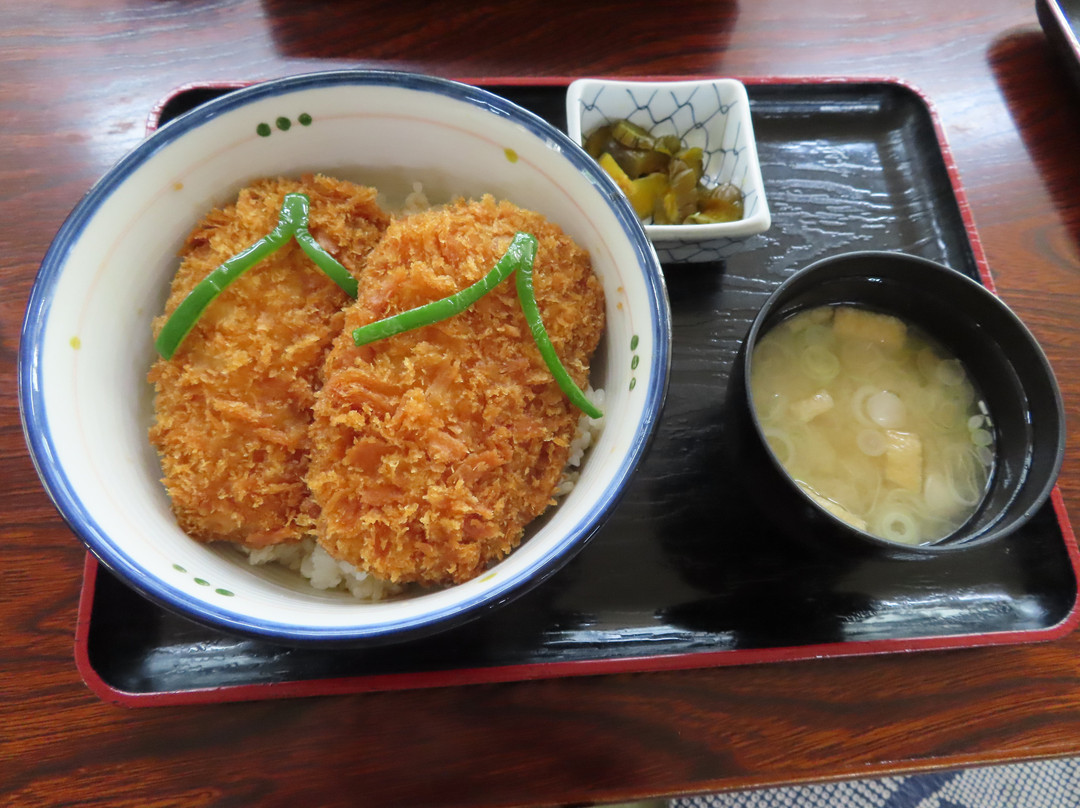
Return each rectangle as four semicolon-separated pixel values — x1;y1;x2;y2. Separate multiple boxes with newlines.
351;232;536;346
514;240;603;420
290;193;359;298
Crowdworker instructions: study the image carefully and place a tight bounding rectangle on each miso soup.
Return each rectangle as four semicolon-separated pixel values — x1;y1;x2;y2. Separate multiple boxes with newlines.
749;305;995;545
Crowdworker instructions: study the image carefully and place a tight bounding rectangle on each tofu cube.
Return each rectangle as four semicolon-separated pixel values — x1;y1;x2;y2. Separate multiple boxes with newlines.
884;430;923;491
833;307;907;350
800;484;869;531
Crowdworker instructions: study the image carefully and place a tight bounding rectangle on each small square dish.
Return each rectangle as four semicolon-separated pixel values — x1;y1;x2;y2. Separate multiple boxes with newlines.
566;77;771;263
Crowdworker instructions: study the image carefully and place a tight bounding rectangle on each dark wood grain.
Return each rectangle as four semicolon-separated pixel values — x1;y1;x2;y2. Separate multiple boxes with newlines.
3;1;1080;806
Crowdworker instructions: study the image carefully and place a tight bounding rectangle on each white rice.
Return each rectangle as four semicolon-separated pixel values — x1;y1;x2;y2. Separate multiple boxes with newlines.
243;538;404;600
553;385;605;497
400;181;432;214
242;385;605;600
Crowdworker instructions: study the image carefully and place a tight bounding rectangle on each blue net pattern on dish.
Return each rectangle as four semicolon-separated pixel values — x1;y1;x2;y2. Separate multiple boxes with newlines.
576;82;761;223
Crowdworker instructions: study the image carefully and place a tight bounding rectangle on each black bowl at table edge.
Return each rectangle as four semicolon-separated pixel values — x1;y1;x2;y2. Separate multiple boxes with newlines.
732;250;1066;560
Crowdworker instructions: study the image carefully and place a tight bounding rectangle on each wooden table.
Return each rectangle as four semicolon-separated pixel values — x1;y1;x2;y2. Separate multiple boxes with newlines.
3;1;1080;805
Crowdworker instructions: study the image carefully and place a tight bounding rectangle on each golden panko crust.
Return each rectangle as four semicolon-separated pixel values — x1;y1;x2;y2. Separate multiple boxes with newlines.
148;175;391;547
306;196;605;585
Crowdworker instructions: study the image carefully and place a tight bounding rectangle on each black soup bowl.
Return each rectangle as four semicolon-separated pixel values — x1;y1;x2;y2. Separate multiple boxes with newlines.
736;250;1065;559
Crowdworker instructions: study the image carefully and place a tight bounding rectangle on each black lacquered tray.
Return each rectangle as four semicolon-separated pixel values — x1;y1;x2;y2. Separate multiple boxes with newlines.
76;78;1079;706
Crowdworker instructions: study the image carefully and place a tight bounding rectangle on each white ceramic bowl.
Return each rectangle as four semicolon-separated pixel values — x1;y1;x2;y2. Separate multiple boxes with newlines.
19;70;671;644
566;77;771;263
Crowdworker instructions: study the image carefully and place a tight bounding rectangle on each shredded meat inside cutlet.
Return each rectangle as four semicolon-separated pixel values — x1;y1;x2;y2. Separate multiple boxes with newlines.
306;196;605;586
148;175;390;547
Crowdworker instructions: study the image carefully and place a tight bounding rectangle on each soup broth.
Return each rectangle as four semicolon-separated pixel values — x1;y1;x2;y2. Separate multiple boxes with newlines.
750;305;995;545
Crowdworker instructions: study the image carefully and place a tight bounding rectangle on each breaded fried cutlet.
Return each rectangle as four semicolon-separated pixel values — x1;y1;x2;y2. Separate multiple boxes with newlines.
148;175;391;547
306;196;605;586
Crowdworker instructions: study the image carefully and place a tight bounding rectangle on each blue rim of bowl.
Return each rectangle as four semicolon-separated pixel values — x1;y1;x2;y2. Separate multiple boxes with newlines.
17;69;671;643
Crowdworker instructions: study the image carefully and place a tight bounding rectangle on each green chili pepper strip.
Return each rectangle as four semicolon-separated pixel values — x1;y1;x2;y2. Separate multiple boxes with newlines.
290;194;359;299
351;232;538;347
155;192;362;359
515;244;603;420
154;194;306;359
